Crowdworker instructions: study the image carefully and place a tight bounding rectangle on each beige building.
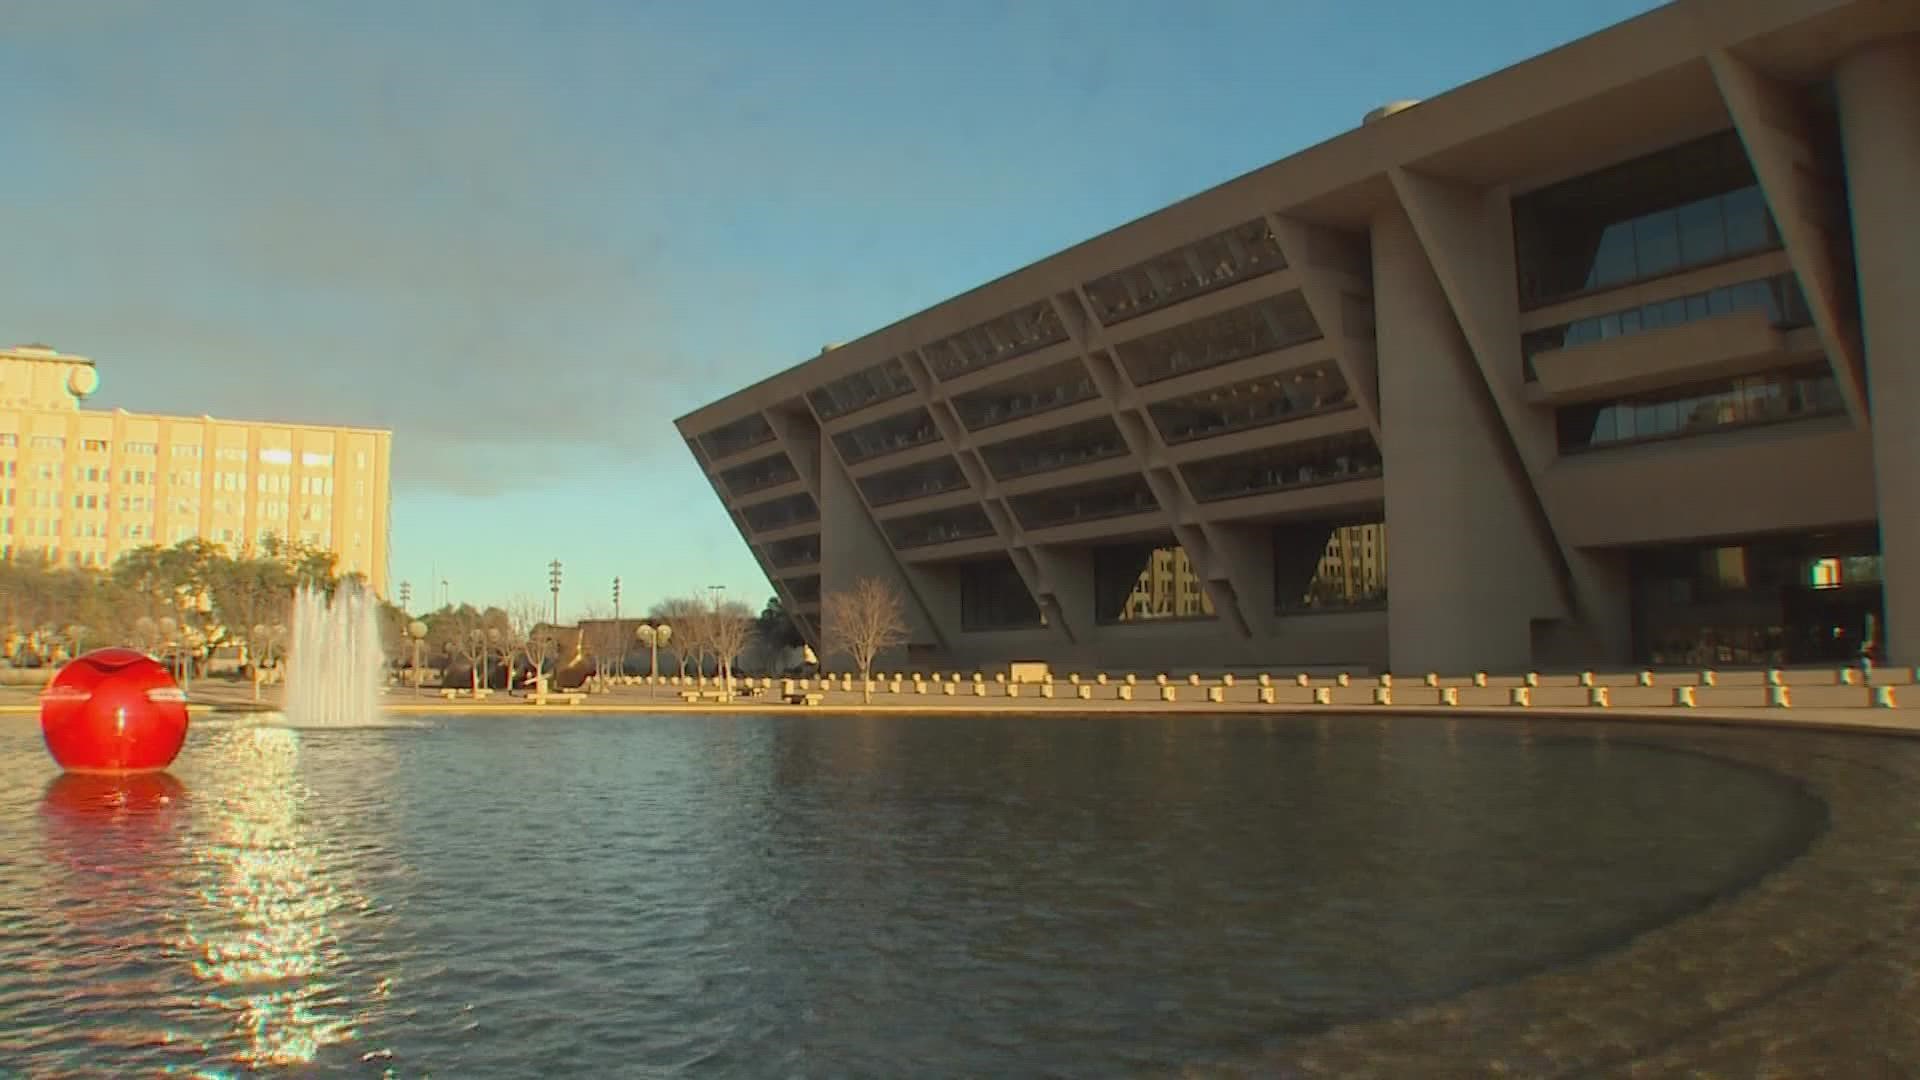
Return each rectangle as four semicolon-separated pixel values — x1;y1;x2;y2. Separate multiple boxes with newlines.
676;0;1919;673
0;345;393;595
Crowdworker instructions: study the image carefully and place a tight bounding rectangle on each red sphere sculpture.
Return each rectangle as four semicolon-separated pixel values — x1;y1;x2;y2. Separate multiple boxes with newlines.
40;647;189;773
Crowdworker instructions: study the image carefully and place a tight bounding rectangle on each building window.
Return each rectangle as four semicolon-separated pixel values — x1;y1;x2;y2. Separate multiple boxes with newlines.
1274;520;1388;612
1083;218;1288;326
696;414;775;460
260;447;293;465
1112;291;1321;385
172;444;203;459
81;438;108;453
123;441;157;455
1093;543;1214;623
30;436;63;451
949;359;1097;431
719;453;801;498
807;357;916;421
978;415;1128;482
1148;363;1352;444
832;407;939;465
1556;364;1845;452
783;574;821;605
1513;130;1779;308
959;558;1044;631
0;434;16;447
216;447;246;462
882;505;995;549
740;492;819;534
1522;274;1812;380
1008;473;1158;531
1181;431;1383;503
857;456;968;508
300;451;332;467
925;300;1069;382
765;535;820;570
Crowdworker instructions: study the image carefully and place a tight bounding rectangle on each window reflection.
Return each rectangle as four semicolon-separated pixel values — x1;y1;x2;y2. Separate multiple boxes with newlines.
978;416;1128;481
697;413;775;460
808;357;916;421
1181;431;1383;503
741;492;819;534
926;300;1069;381
1556;364;1844;452
833;407;939;465
1083;219;1288;326
1273;520;1387;612
719;452;799;498
1093;543;1214;623
784;574;821;604
857;456;968;507
950;359;1097;431
765;535;820;570
959;557;1045;631
1148;364;1352;444
1009;473;1159;531
1114;292;1321;385
884;504;995;549
1513;131;1780;308
1522;274;1812;380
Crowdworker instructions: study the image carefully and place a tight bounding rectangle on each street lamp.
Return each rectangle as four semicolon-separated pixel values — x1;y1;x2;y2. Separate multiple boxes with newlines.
408;620;428;695
636;622;672;698
548;559;564;627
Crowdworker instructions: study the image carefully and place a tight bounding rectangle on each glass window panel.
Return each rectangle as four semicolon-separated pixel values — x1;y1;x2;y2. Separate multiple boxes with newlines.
1589;225;1639;288
1634;211;1682;277
1722;187;1773;253
1558;364;1842;452
1676;197;1727;265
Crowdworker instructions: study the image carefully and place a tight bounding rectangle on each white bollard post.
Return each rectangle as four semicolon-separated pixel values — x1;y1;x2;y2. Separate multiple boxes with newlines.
1117;685;1134;702
1673;685;1697;708
1206;686;1224;703
1473;672;1488;688
1872;685;1897;709
1588;686;1610;708
1160;686;1177;703
1259;687;1277;705
1510;686;1533;707
1440;687;1460;707
1077;685;1093;701
1767;685;1792;708
1312;687;1332;705
1372;686;1393;706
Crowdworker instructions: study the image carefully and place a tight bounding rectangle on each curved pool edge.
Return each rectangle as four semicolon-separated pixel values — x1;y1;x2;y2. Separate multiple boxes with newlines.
1194;723;1920;1077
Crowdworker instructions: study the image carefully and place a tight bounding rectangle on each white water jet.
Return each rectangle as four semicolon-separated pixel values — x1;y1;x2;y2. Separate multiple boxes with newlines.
283;584;385;728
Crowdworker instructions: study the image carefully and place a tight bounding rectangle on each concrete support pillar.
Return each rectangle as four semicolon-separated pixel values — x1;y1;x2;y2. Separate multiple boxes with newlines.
1370;207;1559;673
1838;35;1920;665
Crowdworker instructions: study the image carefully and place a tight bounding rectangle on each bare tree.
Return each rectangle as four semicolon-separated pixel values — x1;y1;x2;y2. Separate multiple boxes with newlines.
578;602;627;683
650;595;708;678
705;600;756;697
443;608;489;692
823;577;909;704
509;596;552;692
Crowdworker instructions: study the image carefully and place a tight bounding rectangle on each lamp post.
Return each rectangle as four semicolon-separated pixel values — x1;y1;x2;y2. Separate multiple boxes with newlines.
408;620;428;695
636;622;671;698
157;615;178;684
548;559;563;627
612;577;624;679
399;580;412;611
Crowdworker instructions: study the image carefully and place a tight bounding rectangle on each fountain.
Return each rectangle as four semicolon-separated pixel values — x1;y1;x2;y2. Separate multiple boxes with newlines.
282;585;385;728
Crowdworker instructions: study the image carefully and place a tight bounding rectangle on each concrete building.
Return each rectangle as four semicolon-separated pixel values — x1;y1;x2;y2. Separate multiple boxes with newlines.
675;0;1920;673
0;344;394;595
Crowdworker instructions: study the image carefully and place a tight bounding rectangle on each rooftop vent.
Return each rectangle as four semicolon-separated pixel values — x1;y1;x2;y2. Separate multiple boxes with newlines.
1362;99;1422;125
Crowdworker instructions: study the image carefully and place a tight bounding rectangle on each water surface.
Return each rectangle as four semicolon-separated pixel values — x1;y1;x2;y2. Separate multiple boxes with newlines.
0;712;1830;1075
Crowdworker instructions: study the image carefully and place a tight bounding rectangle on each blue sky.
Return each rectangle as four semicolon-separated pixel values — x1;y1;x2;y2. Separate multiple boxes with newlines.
0;0;1661;618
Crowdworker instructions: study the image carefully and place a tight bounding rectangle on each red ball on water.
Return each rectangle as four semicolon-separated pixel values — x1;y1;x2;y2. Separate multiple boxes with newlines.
40;647;189;773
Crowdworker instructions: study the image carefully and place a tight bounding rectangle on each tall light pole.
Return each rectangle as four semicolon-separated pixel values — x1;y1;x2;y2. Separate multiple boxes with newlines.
637;622;671;698
612;577;624;676
398;580;412;611
548;559;564;627
408;620;428;696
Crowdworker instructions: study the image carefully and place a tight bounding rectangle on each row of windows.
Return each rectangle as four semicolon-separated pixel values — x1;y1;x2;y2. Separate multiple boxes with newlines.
1148;363;1352;445
951;359;1097;432
833;407;939;466
1009;473;1159;531
858;455;968;508
0;438;348;464
807;357;915;422
719;453;799;499
925;300;1069;382
1522;274;1811;379
884;504;996;549
978;415;1128;482
1082;218;1288;327
697;414;775;461
1513;130;1780;308
740;492;819;534
763;535;821;570
1556;364;1845;452
1182;431;1383;504
1113;291;1321;386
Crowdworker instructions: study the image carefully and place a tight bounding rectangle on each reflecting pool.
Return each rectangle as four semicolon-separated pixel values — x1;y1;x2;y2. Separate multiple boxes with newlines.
0;712;1908;1075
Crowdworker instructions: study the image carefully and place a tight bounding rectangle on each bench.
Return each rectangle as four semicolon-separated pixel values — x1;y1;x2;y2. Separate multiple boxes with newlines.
784;692;826;706
529;692;586;706
440;688;460;700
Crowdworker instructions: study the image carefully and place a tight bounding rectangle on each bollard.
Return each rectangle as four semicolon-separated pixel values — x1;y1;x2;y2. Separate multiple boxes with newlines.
1040;683;1055;699
1160;686;1178;703
1638;670;1654;687
1673;685;1697;708
1699;669;1717;687
1156;674;1169;686
1118;685;1134;702
915;681;928;695
782;679;795;697
1006;684;1020;698
1258;673;1272;688
1579;671;1595;688
1872;685;1897;709
1077;685;1094;701
1372;686;1393;706
1764;669;1783;687
1295;673;1311;687
1424;672;1440;688
1336;673;1351;688
1126;674;1138;686
1510;686;1533;707
1378;673;1394;688
1097;673;1110;685
1839;668;1857;686
943;682;957;696
1588;686;1610;708
1312;687;1332;705
887;679;901;694
972;682;987;697
1768;685;1791;708
1473;672;1488;688
1069;673;1081;684
1523;672;1539;688
974;673;985;684
1187;673;1202;687
1207;686;1224;703
1440;686;1460;707
995;673;1007;684
1259;687;1277;705
1221;673;1236;688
